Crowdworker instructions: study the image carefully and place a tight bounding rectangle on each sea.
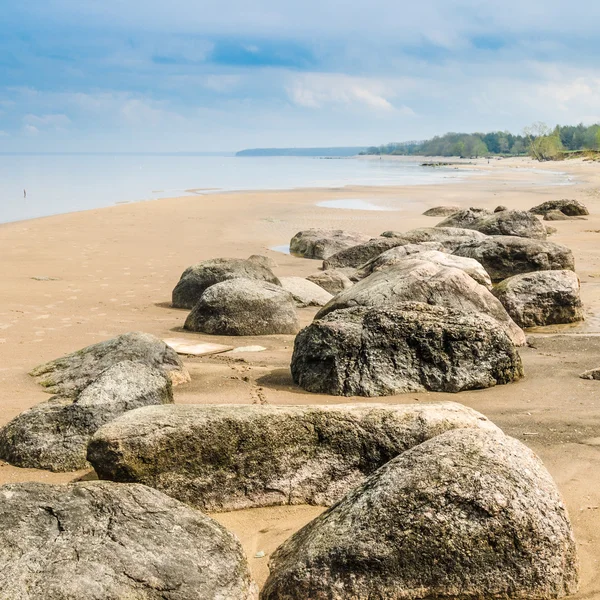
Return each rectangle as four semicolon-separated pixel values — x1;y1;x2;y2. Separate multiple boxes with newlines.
0;153;570;225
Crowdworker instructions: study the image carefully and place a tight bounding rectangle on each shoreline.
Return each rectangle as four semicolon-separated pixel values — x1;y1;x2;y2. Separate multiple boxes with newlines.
0;156;599;595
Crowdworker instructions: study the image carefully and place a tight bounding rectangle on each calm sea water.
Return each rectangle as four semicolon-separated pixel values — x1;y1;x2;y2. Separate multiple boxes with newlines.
0;154;570;225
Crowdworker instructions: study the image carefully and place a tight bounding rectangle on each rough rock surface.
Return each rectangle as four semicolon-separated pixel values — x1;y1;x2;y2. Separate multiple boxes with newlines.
184;278;298;335
289;229;371;260
316;260;526;346
579;368;600;380
172;257;280;309
381;227;487;251
29;331;190;395
453;236;575;282
530;199;589;217
88;402;499;511
0;481;257;600
248;254;278;269
279;276;333;307
354;248;492;288
423;205;460;216
493;270;584;328
306;270;353;295
292;303;523;396
262;429;579;600
494;205;508;212
543;209;587;221
0;361;173;471
322;237;412;269
438;208;547;239
433;206;492;228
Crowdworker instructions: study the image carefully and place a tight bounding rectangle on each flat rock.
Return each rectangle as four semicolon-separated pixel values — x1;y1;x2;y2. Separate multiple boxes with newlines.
382;226;487;251
279;276;333;307
580;367;600;380
354;247;491;288
292;303;523;396
493;270;583;328
0;360;173;471
172;257;281;309
530;199;589;217
453;235;575;282
184;278;298;335
422;205;460;216
316;259;526;346
88;402;499;511
261;429;579;600
289;229;372;260
438;208;547;239
306;269;353;295
29;331;190;395
543;209;587;221
0;481;257;600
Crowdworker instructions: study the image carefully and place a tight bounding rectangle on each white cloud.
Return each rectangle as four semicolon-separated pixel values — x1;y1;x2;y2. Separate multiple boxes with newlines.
0;130;9;137
286;73;398;112
23;113;71;128
23;124;39;136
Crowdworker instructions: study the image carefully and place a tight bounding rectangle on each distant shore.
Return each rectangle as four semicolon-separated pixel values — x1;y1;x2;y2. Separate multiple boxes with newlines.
0;156;599;595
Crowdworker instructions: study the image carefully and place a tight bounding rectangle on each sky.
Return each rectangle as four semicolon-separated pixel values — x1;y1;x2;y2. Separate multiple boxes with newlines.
1;0;599;152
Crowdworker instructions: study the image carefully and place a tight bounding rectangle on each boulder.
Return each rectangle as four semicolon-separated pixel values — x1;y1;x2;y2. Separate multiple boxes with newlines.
493;270;584;328
0;361;173;471
279;276;333;307
172;258;280;309
292;303;523;396
543;209;587;221
434;206;492;228
29;331;190;395
453;236;575;283
315;260;526;346
423;205;460;217
322;237;412;269
0;481;257;600
381;227;487;251
579;368;600;380
248;254;278;269
184;279;298;335
354;248;492;288
88;402;499;511
494;205;508;212
289;229;372;260
438;209;547;239
530;199;589;217
306;269;353;295
261;429;578;600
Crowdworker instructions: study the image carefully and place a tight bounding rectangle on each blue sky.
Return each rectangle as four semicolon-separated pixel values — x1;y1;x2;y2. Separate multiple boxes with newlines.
1;0;599;151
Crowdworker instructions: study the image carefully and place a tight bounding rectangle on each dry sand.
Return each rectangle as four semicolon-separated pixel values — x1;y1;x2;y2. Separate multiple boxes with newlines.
0;156;599;596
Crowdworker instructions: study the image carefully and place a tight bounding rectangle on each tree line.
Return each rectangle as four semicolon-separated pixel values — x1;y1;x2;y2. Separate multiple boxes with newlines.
362;122;600;161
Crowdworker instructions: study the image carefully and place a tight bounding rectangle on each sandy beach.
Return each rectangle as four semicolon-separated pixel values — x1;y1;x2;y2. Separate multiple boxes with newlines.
1;156;599;596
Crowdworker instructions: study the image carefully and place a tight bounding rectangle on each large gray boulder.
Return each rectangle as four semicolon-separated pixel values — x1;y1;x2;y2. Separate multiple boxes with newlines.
382;227;487;251
292;303;523;396
261;429;579;600
88;402;499;511
0;361;173;472
0;481;257;600
354;248;492;288
29;332;190;395
279;276;333;307
289;229;372;260
184;278;298;335
172;257;280;309
438;208;547;239
530;199;589;217
423;205;460;216
322;237;415;269
306;269;353;295
493;270;584;328
453;236;575;283
316;260;526;346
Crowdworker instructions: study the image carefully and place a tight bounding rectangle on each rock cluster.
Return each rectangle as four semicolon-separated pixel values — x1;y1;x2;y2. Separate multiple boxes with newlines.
530;199;589;217
289;229;371;259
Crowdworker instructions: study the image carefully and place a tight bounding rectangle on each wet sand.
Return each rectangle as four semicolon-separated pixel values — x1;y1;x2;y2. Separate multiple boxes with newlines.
0;156;599;596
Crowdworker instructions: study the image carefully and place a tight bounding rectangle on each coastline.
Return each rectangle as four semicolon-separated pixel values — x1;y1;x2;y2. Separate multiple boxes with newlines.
0;156;599;595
